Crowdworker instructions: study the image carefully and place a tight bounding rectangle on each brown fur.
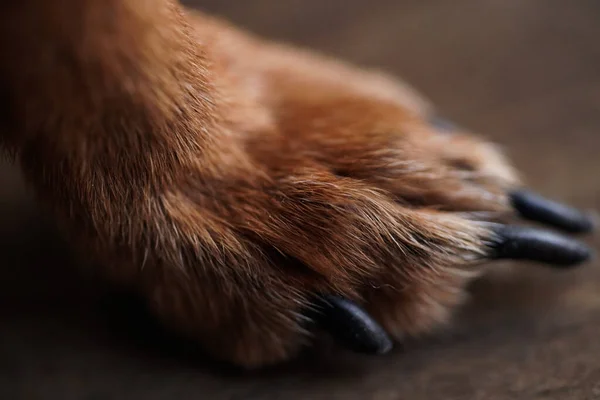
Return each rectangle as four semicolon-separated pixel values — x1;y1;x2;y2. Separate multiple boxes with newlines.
0;0;520;366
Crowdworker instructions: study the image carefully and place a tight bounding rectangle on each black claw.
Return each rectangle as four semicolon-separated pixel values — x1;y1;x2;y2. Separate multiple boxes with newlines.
427;115;457;132
488;225;592;267
310;295;393;355
510;190;596;233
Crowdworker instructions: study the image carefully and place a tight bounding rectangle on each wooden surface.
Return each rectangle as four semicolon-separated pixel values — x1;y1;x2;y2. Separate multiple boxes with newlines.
2;0;600;399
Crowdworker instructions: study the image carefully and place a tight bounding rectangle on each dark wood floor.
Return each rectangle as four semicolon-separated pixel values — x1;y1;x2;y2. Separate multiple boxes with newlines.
2;1;600;399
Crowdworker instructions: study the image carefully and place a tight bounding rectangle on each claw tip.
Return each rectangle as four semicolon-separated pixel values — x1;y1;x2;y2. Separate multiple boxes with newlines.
510;190;596;234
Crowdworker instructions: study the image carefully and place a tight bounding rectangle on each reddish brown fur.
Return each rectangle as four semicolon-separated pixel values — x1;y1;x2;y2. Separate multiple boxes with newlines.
0;0;521;366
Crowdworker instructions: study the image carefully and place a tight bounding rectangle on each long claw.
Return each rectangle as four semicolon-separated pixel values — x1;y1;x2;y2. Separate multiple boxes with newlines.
311;295;393;355
428;115;457;132
487;224;592;266
510;190;596;233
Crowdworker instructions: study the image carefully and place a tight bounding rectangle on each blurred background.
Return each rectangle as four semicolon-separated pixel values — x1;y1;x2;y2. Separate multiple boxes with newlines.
1;0;599;399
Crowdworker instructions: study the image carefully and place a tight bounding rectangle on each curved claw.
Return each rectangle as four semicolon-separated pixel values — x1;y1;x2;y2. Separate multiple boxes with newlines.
310;295;393;355
428;115;457;133
510;190;596;233
487;224;592;267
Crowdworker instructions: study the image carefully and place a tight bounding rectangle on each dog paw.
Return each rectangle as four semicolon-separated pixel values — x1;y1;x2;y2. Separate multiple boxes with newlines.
137;142;593;367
